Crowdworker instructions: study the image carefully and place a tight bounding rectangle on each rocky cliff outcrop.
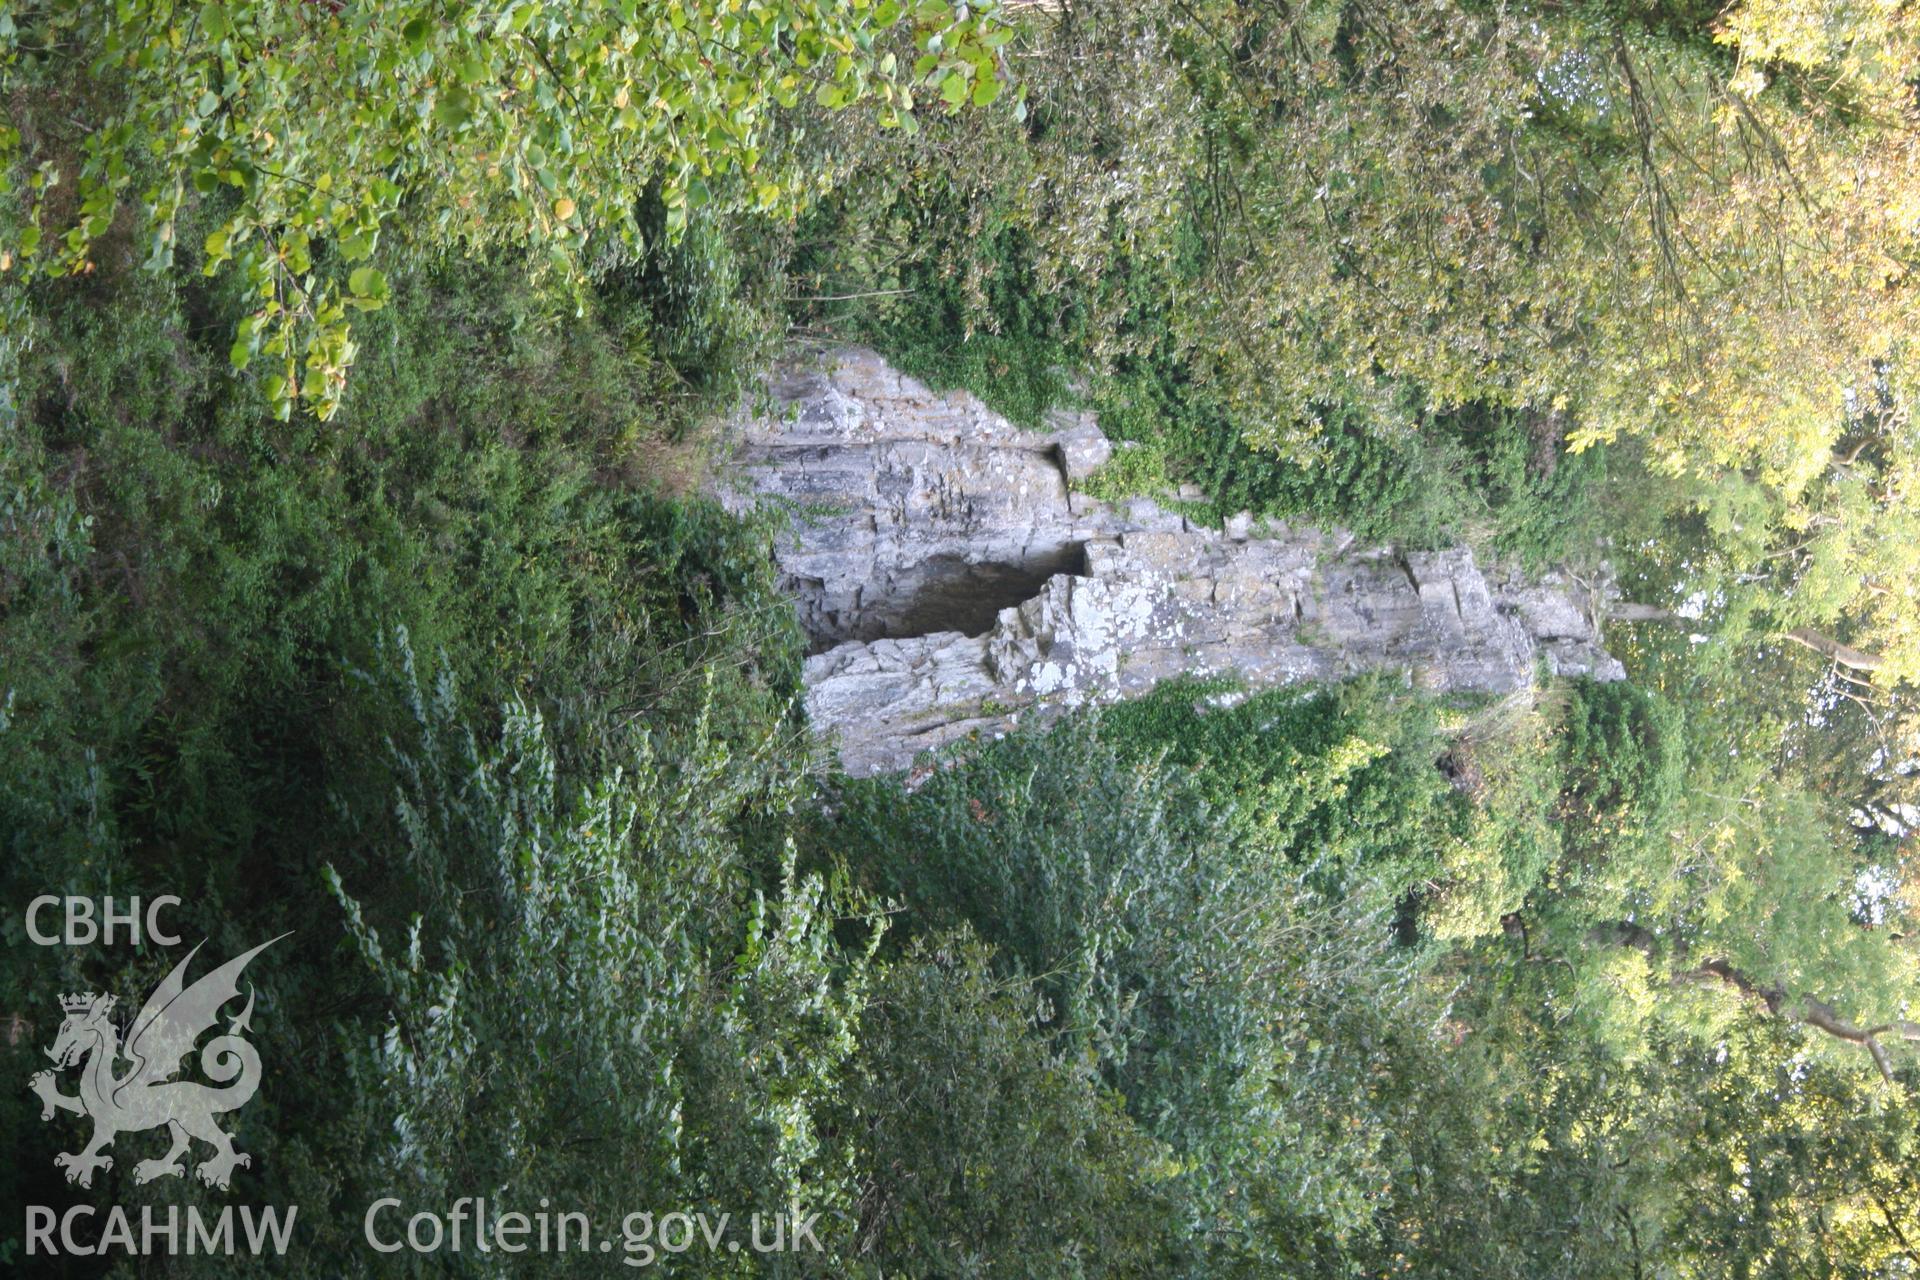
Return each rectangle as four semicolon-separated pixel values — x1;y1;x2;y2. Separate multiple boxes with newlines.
720;347;1623;777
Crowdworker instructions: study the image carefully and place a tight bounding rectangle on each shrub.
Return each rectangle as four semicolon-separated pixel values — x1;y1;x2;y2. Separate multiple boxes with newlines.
1558;679;1688;866
842;933;1179;1276
329;639;864;1260
1097;677;1460;902
0;244;811;1262
816;711;1426;1266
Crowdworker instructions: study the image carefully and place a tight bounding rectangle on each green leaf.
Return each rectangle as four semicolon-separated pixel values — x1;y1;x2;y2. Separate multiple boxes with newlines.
348;266;387;298
144;230;173;273
433;90;471;129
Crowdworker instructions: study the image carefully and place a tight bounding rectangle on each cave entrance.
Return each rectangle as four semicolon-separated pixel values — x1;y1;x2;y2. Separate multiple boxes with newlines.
891;543;1088;639
800;541;1088;653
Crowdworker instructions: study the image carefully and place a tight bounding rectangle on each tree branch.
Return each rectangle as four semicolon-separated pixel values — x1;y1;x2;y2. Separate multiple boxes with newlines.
1561;918;1919;1085
1611;601;1683;624
1781;627;1884;673
1680;957;1917;1084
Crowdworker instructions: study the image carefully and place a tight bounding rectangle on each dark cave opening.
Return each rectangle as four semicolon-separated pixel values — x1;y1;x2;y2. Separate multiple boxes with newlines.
799;541;1089;653
890;543;1088;639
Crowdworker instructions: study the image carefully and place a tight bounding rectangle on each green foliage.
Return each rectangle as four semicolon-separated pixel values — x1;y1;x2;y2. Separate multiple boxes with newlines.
1084;358;1614;566
0;241;812;1267
0;245;802;846
1423;690;1569;939
826;721;1264;1113
329;639;864;1260
841;933;1180;1275
817;712;1428;1265
1638;1024;1920;1275
785;0;1920;694
846;222;1081;429
801;150;1612;564
7;2;1920;1270
1;0;1017;418
1557;678;1688;868
1096;677;1459;901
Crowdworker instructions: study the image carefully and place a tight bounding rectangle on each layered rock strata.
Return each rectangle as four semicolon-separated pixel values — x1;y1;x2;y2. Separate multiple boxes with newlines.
720;347;1622;777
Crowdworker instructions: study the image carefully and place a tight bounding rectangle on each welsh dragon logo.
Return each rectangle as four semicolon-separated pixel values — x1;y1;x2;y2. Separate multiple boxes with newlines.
28;935;286;1190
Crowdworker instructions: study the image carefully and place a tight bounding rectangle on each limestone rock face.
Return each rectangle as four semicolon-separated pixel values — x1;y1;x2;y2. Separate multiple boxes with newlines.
720;347;1623;777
